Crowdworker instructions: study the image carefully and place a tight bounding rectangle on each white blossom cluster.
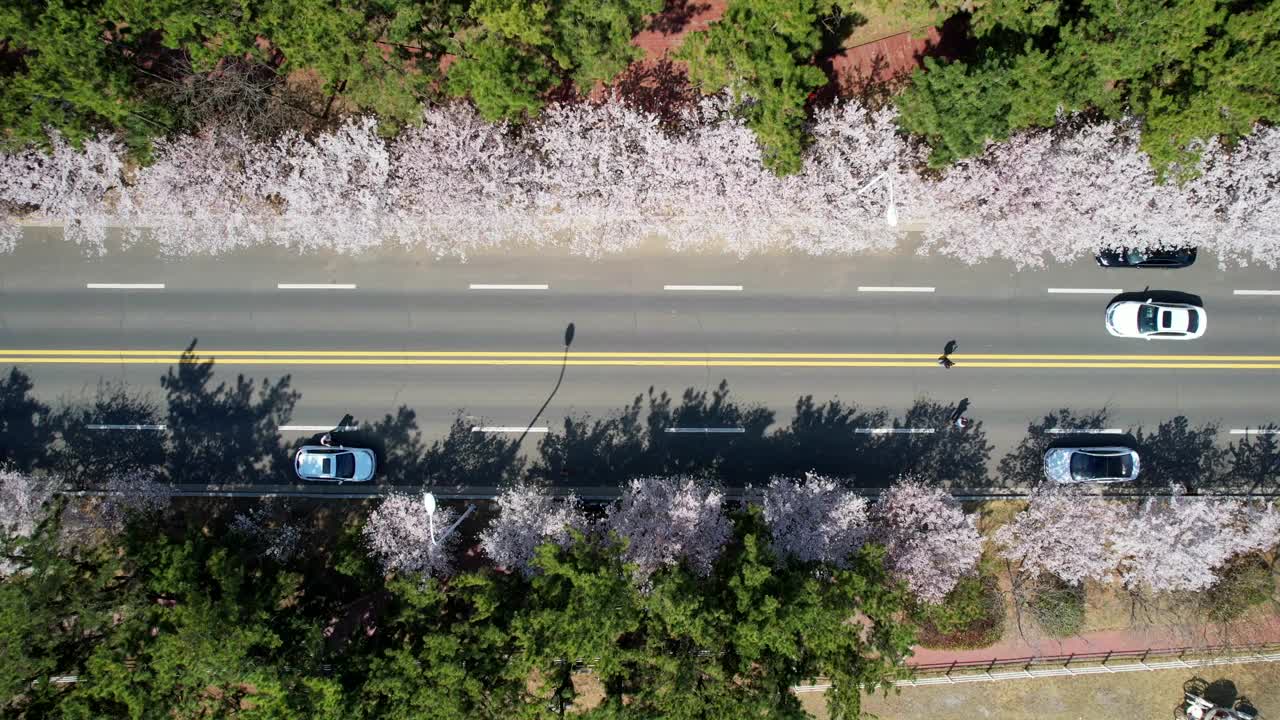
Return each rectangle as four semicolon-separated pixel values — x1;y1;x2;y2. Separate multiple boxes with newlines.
479;484;586;578
998;487;1280;593
0;96;915;258
0;469;54;539
606;476;733;581
762;473;870;567
1;470;55;574
922;117;1280;267
3;98;1276;266
229;504;304;563
1112;494;1280;593
994;485;1122;585
872;478;984;604
98;470;174;532
363;493;461;577
0;133;130;253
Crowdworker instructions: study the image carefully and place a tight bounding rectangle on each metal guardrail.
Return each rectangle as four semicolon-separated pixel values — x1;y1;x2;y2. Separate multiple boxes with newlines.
57;485;1280;502
793;643;1280;692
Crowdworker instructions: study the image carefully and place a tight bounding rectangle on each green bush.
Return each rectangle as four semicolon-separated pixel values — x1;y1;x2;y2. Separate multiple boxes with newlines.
912;573;1005;649
1202;554;1275;623
1028;577;1086;638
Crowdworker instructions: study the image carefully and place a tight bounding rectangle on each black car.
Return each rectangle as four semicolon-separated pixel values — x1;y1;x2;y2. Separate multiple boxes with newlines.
1095;246;1196;269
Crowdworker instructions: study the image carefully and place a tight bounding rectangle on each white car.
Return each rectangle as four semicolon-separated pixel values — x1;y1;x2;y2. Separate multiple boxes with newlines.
1105;299;1206;340
294;445;376;483
1044;447;1140;484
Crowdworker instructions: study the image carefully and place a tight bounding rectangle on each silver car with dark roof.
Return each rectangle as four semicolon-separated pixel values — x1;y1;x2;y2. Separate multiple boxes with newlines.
1043;446;1140;484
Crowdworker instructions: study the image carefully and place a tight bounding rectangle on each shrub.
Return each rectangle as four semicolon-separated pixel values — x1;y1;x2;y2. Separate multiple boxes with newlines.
911;573;1005;649
1201;554;1275;623
1028;576;1086;638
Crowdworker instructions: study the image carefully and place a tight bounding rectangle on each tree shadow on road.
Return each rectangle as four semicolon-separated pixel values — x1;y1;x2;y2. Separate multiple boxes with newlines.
51;381;168;483
997;408;1112;488
1132;416;1224;492
643;380;775;485
162;340;298;485
1219;425;1280;495
527;385;991;490
0;366;53;472
529;395;649;487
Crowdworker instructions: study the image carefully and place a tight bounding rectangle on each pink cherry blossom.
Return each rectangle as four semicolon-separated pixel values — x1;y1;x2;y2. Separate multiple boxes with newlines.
873;477;983;604
363;493;461;577
606;476;732;581
762;473;871;567
479;484;587;578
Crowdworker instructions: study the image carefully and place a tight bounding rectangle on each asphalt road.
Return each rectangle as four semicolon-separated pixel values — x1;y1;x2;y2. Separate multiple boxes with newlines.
3;227;1279;489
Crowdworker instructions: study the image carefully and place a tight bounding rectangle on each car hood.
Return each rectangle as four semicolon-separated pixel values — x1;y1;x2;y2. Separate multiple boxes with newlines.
353;450;376;481
1043;448;1075;483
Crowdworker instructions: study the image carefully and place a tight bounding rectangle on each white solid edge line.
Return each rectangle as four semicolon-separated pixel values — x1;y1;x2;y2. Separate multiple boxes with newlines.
277;283;357;290
856;286;936;293
1047;428;1125;434
471;426;549;433
854;428;936;435
279;425;360;432
664;427;747;434
663;285;744;292
1046;288;1122;294
1229;429;1280;435
469;283;550;290
86;424;167;431
1233;290;1280;296
86;283;165;290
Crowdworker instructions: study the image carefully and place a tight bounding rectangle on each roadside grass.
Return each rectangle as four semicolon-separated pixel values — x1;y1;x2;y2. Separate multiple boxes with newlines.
795;661;1280;719
842;0;941;48
859;662;1280;720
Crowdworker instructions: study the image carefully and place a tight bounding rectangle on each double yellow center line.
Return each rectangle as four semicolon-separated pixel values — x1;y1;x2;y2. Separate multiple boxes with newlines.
2;349;1280;369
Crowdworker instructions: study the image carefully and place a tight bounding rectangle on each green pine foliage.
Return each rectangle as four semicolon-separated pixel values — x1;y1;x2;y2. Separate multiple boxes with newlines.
0;0;657;153
896;0;1280;177
677;0;836;175
0;505;916;718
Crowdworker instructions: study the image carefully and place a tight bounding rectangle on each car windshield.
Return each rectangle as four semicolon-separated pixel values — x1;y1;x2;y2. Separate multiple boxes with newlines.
1126;249;1146;264
1071;453;1132;479
335;452;356;478
1138;305;1158;333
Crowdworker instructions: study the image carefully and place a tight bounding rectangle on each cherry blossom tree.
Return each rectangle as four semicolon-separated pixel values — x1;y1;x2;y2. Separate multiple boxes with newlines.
872;477;983;604
1;470;55;576
995;485;1122;585
121;124;273;255
0;469;54;542
363;492;461;577
1111;494;1280;593
3;99;1276;267
921;118;1280;268
229;503;304;562
761;473;870;567
0;131;131;253
606;476;732;582
1181;127;1280;268
98;469;173;532
479;484;587;578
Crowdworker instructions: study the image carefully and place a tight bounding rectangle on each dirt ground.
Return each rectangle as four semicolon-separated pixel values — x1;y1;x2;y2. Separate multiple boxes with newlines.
797;663;1280;719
